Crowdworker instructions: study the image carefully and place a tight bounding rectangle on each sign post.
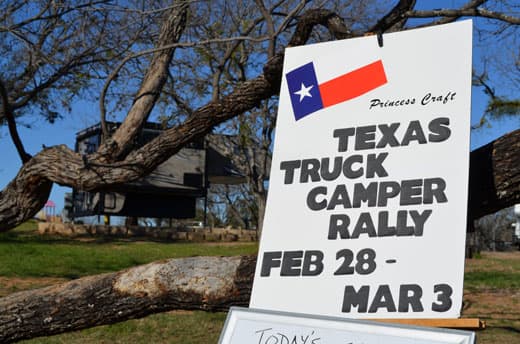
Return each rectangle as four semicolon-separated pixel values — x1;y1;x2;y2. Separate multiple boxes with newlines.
250;20;473;320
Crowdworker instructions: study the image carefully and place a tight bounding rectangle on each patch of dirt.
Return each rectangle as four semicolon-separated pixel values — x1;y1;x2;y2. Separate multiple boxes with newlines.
166;310;195;315
0;276;68;297
465;251;520;273
200;241;257;247
463;251;520;334
482;251;520;260
463;289;520;320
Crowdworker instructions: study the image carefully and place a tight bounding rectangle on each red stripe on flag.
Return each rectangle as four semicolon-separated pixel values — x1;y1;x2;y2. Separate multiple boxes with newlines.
318;60;387;108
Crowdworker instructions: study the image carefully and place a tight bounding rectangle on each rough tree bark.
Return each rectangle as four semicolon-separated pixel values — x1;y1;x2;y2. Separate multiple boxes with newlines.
468;128;520;221
0;255;256;343
98;2;188;157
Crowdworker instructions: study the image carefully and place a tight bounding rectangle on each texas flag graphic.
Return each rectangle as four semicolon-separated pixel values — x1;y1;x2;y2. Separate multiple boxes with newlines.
286;60;387;120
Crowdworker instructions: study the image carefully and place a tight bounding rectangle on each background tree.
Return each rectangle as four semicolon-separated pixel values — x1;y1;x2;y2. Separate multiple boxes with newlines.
472;71;520;129
0;0;166;128
470;0;520;129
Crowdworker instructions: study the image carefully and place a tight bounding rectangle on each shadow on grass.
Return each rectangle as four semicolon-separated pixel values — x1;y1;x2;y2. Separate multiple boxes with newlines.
0;229;181;246
0;230;256;247
0;231;106;245
493;326;520;334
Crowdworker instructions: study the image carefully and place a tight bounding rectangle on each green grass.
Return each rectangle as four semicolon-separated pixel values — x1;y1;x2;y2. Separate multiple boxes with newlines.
464;251;520;290
22;311;226;344
464;271;520;289
0;221;257;279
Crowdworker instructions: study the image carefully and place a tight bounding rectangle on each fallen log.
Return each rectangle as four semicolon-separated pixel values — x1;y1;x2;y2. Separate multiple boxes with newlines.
0;255;256;343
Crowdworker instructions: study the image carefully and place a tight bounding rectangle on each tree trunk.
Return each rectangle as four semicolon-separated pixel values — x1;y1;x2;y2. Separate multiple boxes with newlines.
98;2;188;159
255;191;267;237
0;255;256;343
468;128;520;222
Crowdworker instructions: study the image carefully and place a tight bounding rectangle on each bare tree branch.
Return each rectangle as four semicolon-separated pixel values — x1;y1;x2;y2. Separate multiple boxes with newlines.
273;0;309;38
0;77;31;163
98;36;273;135
208;10;266;101
0;1;110;32
99;2;189;155
164;69;194;117
0;0;142;127
406;8;520;25
84;2;190;16
413;0;487;27
0;255;255;343
369;0;417;33
471;71;498;129
255;0;276;57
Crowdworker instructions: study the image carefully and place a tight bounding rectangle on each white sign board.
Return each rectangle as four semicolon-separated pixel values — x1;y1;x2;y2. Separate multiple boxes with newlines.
219;307;475;344
250;21;472;319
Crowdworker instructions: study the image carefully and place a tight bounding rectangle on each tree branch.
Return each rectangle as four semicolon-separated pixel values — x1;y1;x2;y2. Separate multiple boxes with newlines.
0;77;31;163
0;1;110;32
99;2;189;153
255;0;276;58
0;255;256;343
405;8;520;25
413;0;487;27
471;71;498;129
98;37;272;139
369;0;417;33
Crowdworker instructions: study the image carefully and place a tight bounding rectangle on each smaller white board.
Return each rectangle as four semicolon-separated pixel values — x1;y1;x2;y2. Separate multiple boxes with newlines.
219;307;475;344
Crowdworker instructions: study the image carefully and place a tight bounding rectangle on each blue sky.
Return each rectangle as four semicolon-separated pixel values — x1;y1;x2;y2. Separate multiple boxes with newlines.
1;3;518;214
